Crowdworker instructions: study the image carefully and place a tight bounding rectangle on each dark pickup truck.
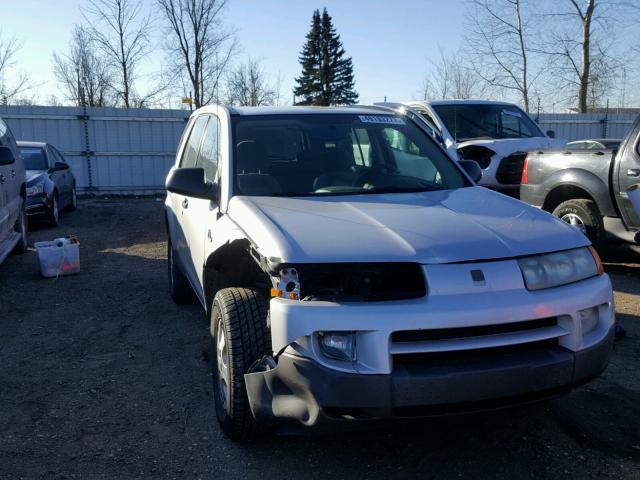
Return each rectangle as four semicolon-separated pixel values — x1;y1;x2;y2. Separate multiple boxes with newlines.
520;116;640;249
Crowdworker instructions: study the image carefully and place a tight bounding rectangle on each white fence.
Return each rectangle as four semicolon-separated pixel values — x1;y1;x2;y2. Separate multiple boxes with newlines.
0;106;636;194
535;113;637;141
0;105;189;194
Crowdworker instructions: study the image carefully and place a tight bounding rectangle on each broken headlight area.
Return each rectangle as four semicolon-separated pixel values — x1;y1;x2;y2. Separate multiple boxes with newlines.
271;263;426;302
457;145;496;169
270;267;301;300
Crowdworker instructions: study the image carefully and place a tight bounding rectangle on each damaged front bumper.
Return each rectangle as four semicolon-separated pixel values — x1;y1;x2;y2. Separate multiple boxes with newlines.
244;261;615;426
245;327;614;426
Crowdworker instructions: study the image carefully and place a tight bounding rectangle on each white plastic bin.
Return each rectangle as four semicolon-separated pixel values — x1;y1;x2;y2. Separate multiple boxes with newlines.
34;237;80;278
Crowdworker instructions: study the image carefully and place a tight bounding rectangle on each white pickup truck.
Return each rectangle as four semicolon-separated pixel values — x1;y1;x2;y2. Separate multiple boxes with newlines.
165;105;614;439
401;100;563;195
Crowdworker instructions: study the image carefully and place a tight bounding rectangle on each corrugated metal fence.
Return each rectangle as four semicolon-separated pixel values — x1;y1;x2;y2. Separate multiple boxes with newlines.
0;106;637;194
535;113;637;141
0;105;189;194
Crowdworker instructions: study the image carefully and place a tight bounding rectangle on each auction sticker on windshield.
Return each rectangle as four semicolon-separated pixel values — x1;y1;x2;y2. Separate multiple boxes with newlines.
359;115;406;125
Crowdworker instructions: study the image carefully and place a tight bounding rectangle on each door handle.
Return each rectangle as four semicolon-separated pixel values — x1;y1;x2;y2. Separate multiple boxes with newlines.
0;174;5;183
182;198;189;209
628;169;640;177
10;169;16;176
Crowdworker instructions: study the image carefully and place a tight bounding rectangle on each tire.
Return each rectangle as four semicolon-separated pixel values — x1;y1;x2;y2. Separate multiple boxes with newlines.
552;199;604;247
47;191;60;227
211;288;270;440
167;237;193;303
11;202;28;254
67;184;77;211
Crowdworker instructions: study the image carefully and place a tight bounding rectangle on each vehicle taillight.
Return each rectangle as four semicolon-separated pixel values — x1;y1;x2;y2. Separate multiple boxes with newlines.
521;155;530;184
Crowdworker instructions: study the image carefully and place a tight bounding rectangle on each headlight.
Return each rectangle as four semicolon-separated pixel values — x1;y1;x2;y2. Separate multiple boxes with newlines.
518;247;603;291
26;184;44;196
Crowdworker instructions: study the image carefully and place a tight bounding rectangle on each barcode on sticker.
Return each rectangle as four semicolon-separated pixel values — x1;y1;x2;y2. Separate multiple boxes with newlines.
358;115;406;125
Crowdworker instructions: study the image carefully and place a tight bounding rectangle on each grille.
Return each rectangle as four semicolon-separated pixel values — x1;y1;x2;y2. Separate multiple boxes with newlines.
392;317;557;343
296;263;426;301
496;152;527;185
392;338;559;367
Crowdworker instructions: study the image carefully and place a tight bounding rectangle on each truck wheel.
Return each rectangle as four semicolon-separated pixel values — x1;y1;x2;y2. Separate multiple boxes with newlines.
552;199;604;247
11;204;28;254
211;287;270;440
167;238;193;303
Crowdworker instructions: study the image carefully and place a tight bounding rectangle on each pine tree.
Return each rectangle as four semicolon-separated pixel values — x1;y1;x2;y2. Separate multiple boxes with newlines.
294;8;358;106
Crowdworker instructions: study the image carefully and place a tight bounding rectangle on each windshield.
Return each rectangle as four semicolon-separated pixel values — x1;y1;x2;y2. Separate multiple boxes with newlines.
19;147;48;170
433;104;544;142
231;113;469;197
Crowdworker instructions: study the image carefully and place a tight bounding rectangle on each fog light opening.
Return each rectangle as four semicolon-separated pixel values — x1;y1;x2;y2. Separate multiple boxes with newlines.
318;332;356;362
579;307;599;335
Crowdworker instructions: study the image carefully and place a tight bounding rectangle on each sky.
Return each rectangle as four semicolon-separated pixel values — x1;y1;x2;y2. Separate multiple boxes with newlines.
2;0;466;107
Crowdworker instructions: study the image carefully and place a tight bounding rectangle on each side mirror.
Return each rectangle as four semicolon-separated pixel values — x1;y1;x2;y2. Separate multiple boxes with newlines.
54;161;69;171
166;167;218;201
0;146;16;166
459;160;482;183
546;130;556;139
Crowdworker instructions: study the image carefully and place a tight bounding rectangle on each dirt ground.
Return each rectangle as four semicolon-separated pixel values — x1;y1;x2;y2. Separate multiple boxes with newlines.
0;199;638;480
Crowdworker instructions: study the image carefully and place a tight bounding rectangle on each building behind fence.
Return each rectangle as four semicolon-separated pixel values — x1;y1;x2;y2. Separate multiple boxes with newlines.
0;105;637;194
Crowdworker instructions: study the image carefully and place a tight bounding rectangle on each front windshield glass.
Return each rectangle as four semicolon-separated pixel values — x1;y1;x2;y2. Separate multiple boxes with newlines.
19;147;48;170
231;113;469;197
433;104;544;142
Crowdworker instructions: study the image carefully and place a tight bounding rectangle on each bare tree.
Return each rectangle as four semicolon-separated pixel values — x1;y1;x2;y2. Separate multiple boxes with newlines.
540;0;638;112
52;26;115;107
0;32;32;104
465;0;538;111
420;47;485;100
83;0;154;107
225;58;277;106
157;0;236;108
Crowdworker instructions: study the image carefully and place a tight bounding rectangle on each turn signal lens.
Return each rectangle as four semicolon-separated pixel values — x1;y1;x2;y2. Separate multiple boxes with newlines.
588;246;604;275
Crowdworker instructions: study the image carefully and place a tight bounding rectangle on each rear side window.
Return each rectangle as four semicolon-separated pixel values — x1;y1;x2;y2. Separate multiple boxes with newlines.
180;116;208;168
197;116;221;181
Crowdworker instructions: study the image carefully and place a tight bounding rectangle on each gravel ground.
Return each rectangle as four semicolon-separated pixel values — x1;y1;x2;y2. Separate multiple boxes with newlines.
0;199;638;480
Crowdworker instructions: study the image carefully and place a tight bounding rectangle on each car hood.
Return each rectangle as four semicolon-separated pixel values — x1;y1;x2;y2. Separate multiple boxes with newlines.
26;170;47;184
455;137;564;155
227;186;589;264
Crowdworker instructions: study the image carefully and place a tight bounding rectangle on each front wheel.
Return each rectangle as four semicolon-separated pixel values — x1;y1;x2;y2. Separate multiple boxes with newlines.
67;184;77;211
47;192;60;227
552;199;604;247
211;288;270;440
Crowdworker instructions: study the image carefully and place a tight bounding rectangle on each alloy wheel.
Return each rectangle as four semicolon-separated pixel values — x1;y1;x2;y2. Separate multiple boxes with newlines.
560;212;586;235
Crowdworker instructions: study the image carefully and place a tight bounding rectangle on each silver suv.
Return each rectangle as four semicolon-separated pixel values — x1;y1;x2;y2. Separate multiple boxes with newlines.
0;117;27;265
165;105;614;440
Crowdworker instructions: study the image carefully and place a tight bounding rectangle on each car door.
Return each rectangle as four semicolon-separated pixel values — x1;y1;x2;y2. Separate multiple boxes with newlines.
168;114;209;296
180;114;222;300
0;128;9;241
616;132;640;228
0;119;21;242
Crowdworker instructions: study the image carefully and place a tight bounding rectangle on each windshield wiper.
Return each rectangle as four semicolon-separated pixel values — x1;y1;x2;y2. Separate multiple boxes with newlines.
360;186;443;194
